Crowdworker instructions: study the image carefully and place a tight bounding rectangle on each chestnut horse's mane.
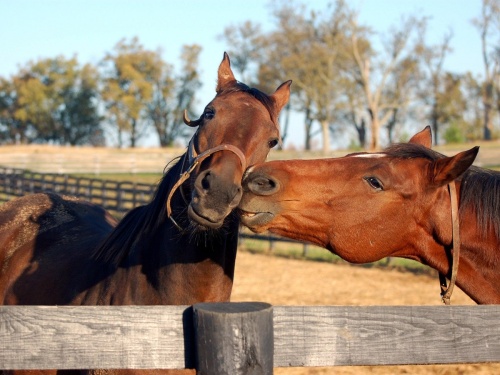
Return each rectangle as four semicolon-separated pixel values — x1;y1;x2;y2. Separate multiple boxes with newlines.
385;142;500;239
92;81;277;265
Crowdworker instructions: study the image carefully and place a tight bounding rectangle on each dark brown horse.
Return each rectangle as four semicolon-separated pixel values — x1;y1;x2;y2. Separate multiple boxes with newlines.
240;127;500;305
0;53;291;373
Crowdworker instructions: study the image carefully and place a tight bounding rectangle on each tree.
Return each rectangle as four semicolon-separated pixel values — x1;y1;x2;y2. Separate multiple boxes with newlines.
221;20;296;149
260;0;352;152
345;13;425;149
418;31;453;145
0;76;34;144
219;21;264;84
472;0;500;140
101;37;157;148
147;44;202;147
101;38;201;148
461;72;485;141
0;56;101;145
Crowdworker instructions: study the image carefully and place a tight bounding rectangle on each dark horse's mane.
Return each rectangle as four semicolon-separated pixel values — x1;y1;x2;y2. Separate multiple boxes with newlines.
92;81;275;265
219;81;277;122
92;157;184;265
385;142;500;238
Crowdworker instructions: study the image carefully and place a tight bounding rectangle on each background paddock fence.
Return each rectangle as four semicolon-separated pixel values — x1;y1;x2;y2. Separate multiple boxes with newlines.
0;167;155;215
0;166;305;249
1;304;500;374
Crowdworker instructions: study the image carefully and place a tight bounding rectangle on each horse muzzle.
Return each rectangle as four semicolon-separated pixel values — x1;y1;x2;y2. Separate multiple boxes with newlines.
188;168;243;229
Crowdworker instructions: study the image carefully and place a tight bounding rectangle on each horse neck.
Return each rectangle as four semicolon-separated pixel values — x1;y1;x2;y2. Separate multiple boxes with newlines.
453;207;500;304
93;155;239;305
150;214;240;304
420;204;500;305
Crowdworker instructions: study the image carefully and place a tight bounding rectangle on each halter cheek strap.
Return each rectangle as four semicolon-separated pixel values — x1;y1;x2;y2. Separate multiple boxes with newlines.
165;132;247;230
439;181;460;305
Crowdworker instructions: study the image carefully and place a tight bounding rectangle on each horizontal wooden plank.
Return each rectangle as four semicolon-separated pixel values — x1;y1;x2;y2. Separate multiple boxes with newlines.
0;305;194;370
1;305;500;369
273;305;500;367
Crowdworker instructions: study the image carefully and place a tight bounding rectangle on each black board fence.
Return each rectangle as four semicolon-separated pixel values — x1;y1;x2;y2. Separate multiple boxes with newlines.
0;166;306;249
1;303;500;374
0;166;155;216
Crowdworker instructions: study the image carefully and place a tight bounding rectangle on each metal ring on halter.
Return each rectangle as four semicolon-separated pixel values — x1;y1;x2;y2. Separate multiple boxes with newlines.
165;134;247;231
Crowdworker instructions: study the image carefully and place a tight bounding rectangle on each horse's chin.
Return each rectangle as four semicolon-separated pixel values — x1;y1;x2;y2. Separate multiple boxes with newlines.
238;210;274;232
187;205;225;230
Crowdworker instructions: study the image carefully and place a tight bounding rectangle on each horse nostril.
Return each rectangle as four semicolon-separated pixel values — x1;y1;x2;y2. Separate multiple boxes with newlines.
201;171;211;191
248;175;279;195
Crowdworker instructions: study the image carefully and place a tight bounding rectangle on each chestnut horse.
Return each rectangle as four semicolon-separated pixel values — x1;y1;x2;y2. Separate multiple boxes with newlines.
240;127;500;305
0;53;291;374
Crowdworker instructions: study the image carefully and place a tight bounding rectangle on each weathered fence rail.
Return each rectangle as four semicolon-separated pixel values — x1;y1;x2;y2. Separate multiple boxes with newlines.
1;304;500;373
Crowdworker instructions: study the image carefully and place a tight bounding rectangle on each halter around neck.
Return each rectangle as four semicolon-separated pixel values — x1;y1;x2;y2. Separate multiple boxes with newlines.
439;181;461;305
165;130;247;231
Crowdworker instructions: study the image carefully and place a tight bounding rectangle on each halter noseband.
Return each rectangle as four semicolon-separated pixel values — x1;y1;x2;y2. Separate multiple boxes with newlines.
439;182;461;305
166;130;247;230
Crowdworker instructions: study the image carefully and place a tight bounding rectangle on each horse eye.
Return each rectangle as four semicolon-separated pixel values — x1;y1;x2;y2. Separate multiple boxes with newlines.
365;177;383;191
268;139;279;149
204;108;215;120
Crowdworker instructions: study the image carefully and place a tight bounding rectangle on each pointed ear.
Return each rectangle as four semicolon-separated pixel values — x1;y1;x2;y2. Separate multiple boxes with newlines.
409;126;432;148
430;146;479;187
216;52;236;92
271;80;292;115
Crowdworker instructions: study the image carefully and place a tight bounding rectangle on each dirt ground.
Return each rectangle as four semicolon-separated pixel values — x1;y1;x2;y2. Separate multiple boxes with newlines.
231;250;500;375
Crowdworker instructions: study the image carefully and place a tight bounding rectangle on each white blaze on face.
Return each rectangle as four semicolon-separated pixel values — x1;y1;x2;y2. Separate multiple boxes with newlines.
349;153;387;158
243;165;256;180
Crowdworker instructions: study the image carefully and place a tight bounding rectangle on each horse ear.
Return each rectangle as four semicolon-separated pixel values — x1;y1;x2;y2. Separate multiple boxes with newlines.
409;126;432;148
430;146;479;187
216;52;236;92
271;80;292;115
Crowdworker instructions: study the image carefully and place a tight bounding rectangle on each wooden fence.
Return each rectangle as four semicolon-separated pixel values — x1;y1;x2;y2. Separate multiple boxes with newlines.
0;167;155;215
0;167;306;249
1;303;500;374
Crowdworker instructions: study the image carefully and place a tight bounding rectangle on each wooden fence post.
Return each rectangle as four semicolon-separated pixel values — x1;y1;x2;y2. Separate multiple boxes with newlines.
193;302;273;375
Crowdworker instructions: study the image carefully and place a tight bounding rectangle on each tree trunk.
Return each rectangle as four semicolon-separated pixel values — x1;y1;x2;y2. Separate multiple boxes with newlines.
355;119;366;148
321;119;330;154
483;82;494;140
304;107;313;151
279;103;291;150
368;108;381;150
130;118;137;148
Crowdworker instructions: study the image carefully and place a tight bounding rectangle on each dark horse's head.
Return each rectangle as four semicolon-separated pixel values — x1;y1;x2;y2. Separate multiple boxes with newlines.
169;52;291;229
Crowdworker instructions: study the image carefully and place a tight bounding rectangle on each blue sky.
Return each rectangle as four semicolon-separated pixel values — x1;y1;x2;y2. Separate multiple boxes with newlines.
0;0;485;148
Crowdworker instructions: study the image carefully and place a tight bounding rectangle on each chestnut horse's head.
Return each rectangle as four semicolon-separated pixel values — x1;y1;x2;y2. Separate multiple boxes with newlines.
239;127;479;263
170;52;291;229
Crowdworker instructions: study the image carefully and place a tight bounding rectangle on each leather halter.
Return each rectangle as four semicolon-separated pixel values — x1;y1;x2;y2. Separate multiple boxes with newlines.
439;182;461;305
166;130;247;230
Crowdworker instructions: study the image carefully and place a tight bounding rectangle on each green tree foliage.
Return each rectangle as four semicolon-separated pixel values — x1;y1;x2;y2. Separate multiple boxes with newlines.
258;1;353;152
100;38;201;148
148;44;202;147
223;0;428;151
101;37;156;148
0;56;102;145
473;0;500;140
0;77;32;144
